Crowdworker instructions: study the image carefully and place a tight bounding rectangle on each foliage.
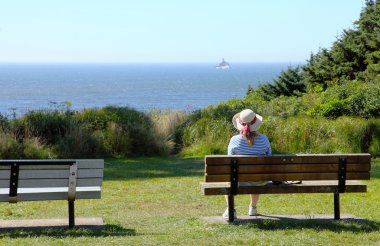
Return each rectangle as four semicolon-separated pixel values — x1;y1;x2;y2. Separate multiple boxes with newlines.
303;0;380;88
179;99;380;157
308;80;380;118
0;132;55;159
244;0;380;119
255;66;306;100
21;110;72;145
0;106;186;158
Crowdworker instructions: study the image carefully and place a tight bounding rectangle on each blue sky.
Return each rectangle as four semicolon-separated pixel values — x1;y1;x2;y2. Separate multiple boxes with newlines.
0;0;365;63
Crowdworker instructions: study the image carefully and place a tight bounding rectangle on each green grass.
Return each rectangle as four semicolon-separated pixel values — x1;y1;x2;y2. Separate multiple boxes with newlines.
0;157;379;245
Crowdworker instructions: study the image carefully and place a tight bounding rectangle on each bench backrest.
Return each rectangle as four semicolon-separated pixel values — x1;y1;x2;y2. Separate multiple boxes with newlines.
0;159;104;188
204;154;371;182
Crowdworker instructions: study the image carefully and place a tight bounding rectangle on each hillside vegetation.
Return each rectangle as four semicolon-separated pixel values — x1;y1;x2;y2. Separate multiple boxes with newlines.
0;1;379;159
178;0;380;157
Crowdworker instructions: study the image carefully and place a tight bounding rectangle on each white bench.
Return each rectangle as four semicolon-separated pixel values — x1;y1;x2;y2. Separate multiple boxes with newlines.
0;159;104;228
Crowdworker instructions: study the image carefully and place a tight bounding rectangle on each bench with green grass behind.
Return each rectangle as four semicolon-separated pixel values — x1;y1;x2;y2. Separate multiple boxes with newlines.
0;159;104;228
200;154;371;222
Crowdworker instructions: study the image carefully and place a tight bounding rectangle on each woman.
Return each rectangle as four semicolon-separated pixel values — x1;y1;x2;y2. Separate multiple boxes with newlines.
223;109;271;219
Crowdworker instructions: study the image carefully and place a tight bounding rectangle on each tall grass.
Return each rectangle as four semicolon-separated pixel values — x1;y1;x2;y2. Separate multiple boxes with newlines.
262;116;375;154
150;109;188;155
0;106;378;159
0;132;55;159
180;115;380;157
0;107;188;159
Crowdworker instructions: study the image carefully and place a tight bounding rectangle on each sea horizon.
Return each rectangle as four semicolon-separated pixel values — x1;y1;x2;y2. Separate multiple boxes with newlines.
0;62;301;117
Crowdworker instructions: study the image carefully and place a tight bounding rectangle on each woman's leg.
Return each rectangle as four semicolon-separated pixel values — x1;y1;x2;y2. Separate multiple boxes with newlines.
223;195;236;218
224;195;229;204
250;194;260;206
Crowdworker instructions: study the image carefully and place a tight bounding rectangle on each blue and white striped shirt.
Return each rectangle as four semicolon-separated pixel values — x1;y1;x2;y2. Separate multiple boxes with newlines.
227;134;271;156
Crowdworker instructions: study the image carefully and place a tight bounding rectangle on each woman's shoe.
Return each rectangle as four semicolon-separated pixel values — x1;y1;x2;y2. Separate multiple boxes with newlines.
222;208;237;219
248;205;258;216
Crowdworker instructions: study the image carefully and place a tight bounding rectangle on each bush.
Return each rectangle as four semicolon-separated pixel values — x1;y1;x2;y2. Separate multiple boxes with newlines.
0;132;22;158
308;81;380;118
21;110;73;144
23;137;56;159
0;132;55;159
75;106;160;156
56;125;104;158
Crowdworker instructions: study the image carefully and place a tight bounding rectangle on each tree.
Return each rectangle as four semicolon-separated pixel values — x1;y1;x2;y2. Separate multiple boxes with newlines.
255;66;306;100
303;0;380;89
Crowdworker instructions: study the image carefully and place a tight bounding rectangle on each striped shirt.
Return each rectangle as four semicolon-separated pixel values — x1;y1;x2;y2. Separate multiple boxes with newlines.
227;133;271;156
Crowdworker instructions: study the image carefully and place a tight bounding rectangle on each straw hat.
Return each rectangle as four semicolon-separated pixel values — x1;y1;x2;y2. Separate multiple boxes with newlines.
232;109;262;132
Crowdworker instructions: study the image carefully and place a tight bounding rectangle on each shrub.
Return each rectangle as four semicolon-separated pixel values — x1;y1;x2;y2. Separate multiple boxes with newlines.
102;122;132;156
23;137;56;159
21;110;73;144
0;132;22;158
308;81;380;118
56;125;104;158
0;131;54;159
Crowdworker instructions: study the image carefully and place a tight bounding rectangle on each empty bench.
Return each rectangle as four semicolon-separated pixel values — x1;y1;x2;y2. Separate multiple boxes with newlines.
0;159;104;228
200;154;371;222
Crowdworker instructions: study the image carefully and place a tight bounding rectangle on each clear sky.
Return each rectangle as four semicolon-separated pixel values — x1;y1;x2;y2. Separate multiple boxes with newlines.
0;0;366;63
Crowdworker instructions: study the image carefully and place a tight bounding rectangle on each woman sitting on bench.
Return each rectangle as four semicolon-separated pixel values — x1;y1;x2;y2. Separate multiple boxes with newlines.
223;109;272;219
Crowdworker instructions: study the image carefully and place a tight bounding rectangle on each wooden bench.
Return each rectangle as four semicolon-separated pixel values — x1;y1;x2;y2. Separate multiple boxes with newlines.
200;154;371;222
0;159;104;228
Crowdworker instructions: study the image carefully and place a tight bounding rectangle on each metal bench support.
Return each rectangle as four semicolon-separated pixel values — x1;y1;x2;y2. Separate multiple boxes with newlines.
228;159;238;222
334;193;340;220
68;162;78;228
228;195;234;222
334;157;347;220
69;201;75;228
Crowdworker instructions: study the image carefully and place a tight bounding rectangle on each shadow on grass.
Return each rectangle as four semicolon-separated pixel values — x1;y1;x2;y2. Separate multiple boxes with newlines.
104;156;204;180
0;224;136;238
229;216;380;233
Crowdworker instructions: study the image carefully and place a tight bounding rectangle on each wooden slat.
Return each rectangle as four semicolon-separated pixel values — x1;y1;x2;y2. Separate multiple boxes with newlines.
75;159;104;169
0;159;104;169
205;172;370;182
0;187;101;202
200;181;367;195
0;169;103;180
206;163;371;174
0;178;103;188
0;165;69;170
205;154;371;165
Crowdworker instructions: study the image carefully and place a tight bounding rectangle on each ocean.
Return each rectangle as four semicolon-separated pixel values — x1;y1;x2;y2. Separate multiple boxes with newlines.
0;63;291;116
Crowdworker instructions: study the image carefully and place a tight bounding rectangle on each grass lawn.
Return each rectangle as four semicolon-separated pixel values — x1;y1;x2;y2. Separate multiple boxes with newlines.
0;157;379;245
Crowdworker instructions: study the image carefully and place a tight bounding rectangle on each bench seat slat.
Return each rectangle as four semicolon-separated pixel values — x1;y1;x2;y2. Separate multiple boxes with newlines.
206;163;370;174
200;181;367;195
0;169;104;180
205;154;371;165
0;187;101;202
205;172;370;182
0;178;103;188
0;159;104;169
0;165;69;170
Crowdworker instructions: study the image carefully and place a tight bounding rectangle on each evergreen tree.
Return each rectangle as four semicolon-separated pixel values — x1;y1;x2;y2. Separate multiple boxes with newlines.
256;66;306;100
303;0;380;88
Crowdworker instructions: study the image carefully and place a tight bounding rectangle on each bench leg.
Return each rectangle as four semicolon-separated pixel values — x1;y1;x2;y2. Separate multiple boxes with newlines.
69;201;75;228
228;195;235;222
334;193;340;220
